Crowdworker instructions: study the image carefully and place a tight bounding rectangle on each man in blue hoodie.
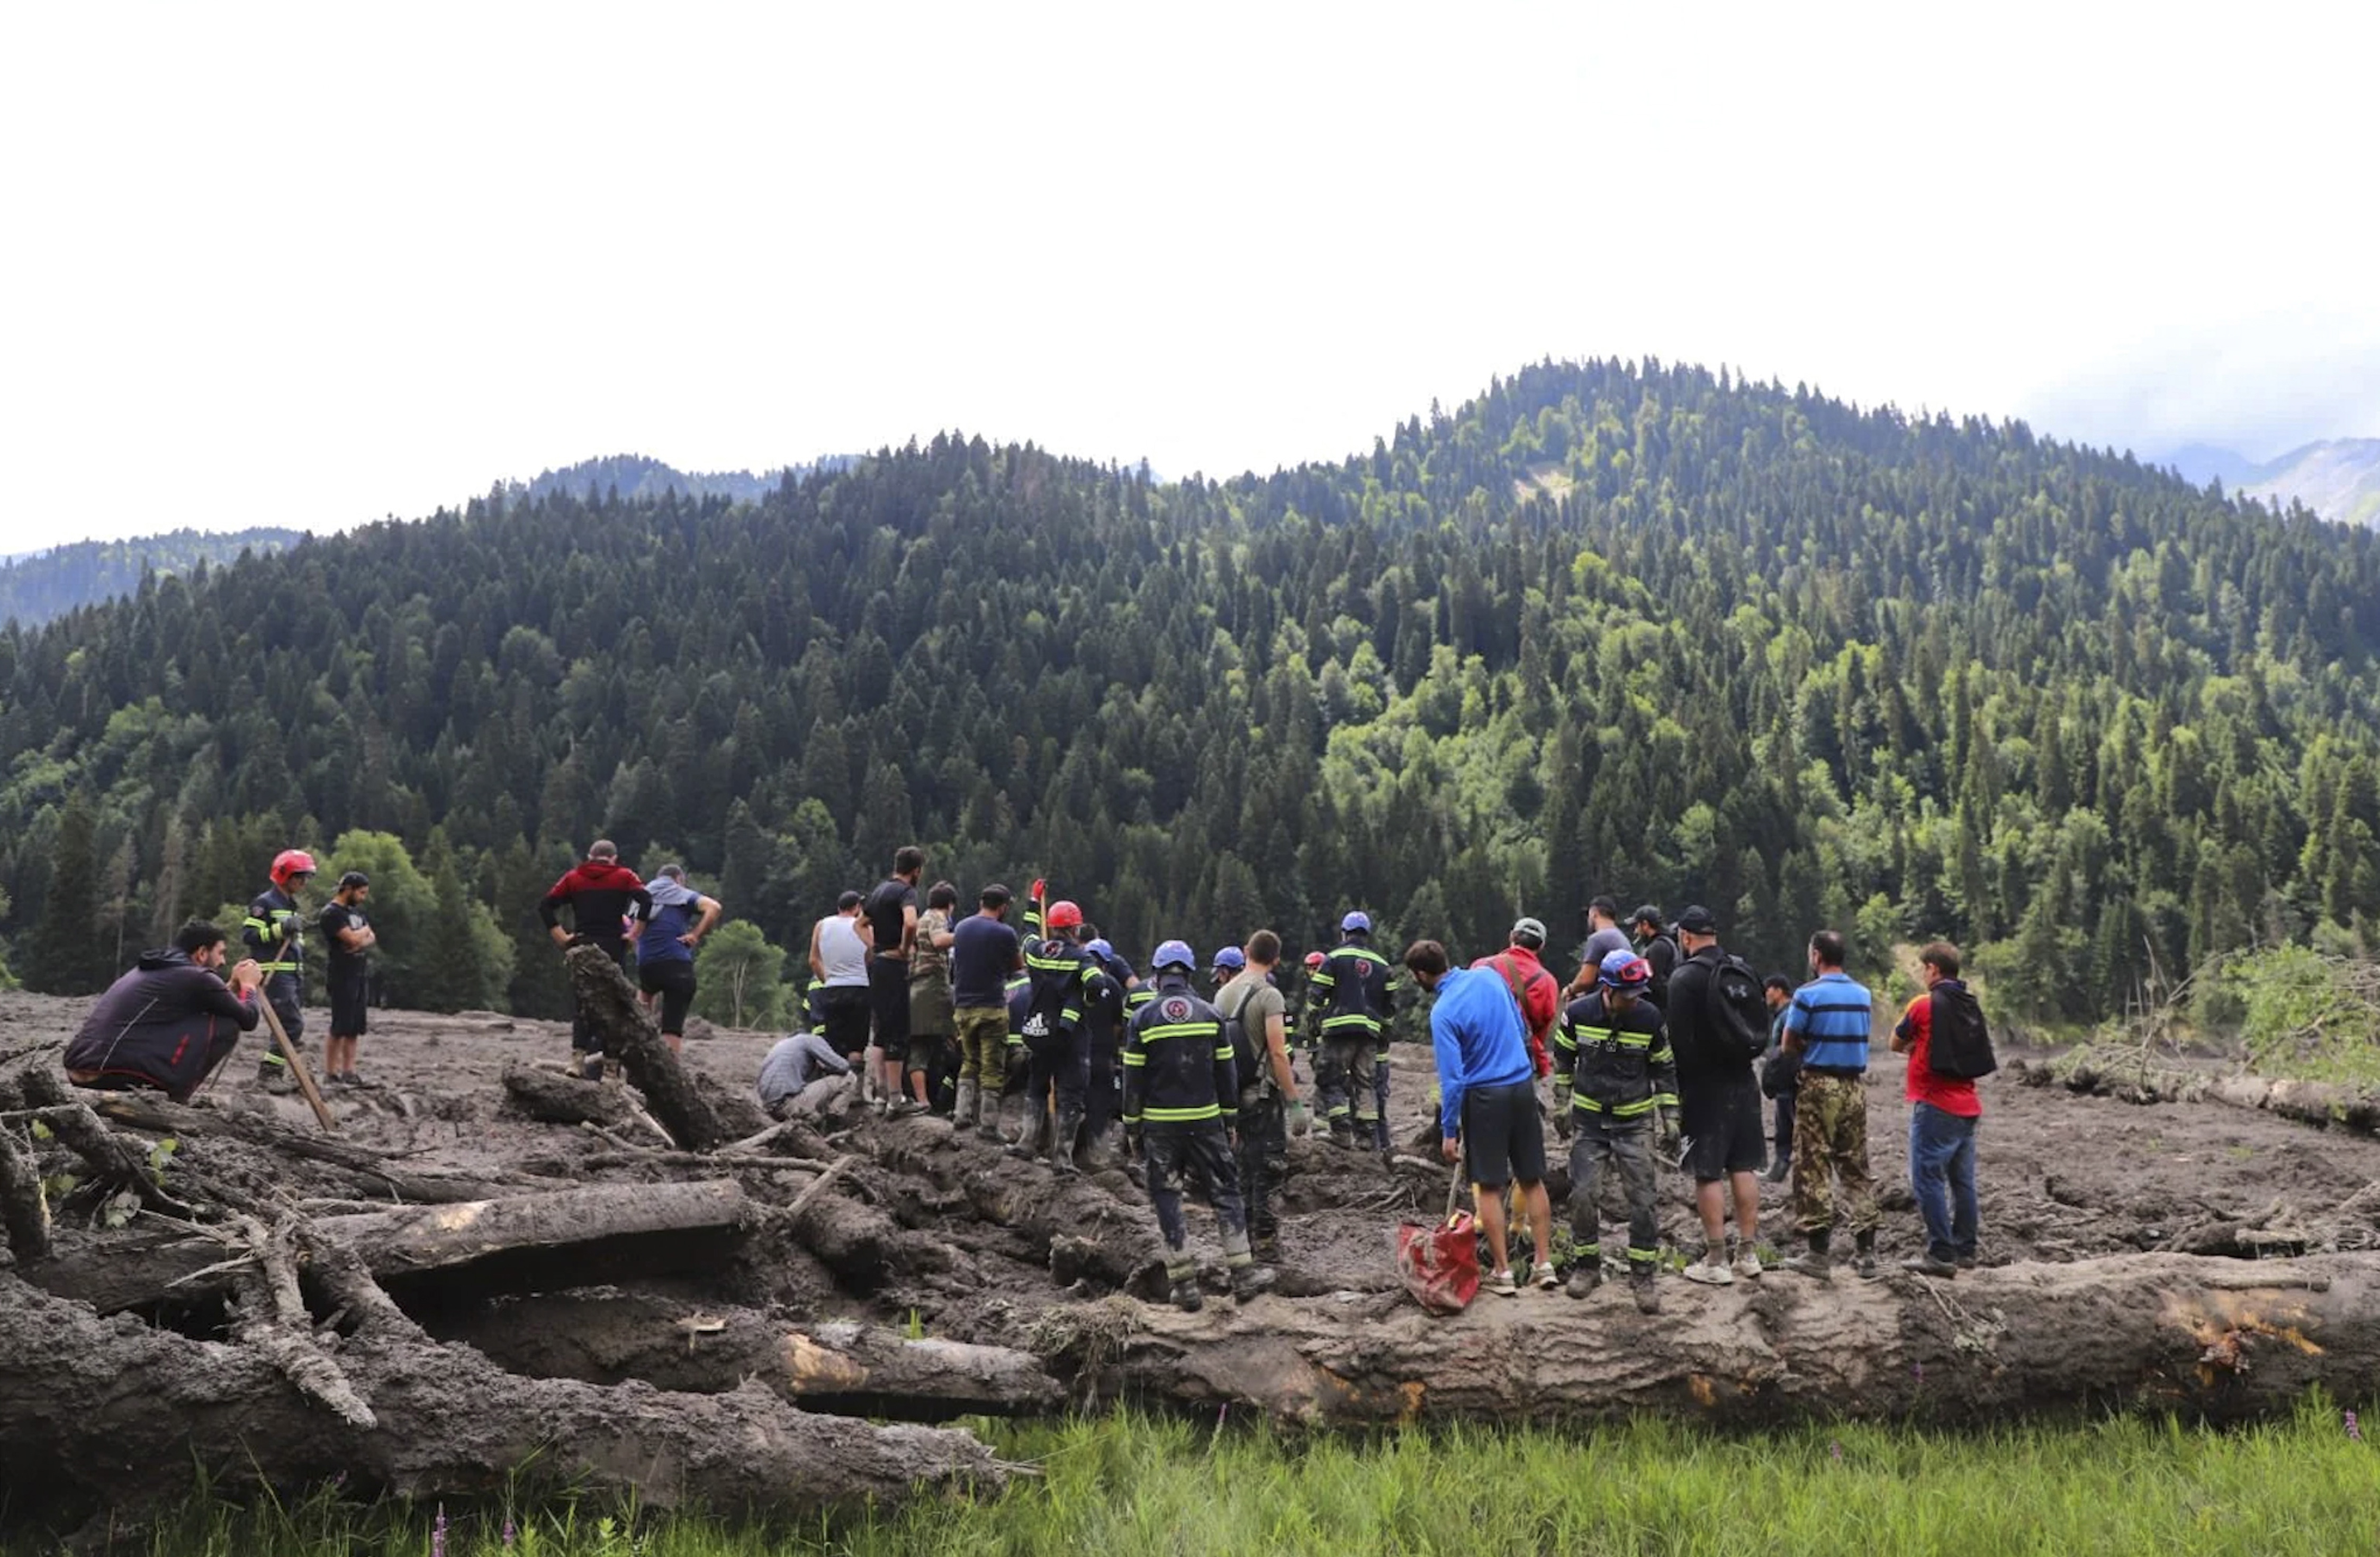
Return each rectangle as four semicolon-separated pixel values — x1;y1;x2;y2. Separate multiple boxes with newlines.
637;864;721;1054
1403;938;1554;1298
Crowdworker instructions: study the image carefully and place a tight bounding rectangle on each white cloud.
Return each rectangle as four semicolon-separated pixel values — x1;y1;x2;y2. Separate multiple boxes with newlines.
2;1;2373;545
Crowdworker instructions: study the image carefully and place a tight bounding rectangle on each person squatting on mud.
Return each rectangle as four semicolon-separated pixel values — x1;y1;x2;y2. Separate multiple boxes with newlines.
66;920;265;1102
756;1030;851;1119
1215;930;1312;1264
1123;940;1275;1310
1552;948;1678;1312
1307;911;1402;1151
1778;929;1880;1280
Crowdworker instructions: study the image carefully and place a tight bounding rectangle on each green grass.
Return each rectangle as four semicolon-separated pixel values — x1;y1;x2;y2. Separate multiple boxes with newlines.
28;1401;2379;1556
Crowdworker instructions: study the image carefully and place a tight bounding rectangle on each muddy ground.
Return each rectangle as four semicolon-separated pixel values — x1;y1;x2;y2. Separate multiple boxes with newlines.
11;984;2377;1321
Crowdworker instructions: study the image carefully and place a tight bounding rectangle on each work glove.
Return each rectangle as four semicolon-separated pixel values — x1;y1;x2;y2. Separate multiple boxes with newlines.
1656;1108;1682;1152
1552;1084;1574;1140
1286;1100;1312;1139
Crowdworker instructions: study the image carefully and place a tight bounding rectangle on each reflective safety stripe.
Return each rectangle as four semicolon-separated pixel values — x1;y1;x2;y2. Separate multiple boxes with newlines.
1121;1052;1147;1066
258;963;301;974
1626;1246;1659;1264
1610;1097;1658;1118
1574;1026;1653;1048
1141;1104;1222;1122
1213;1046;1235;1061
1061;1006;1081;1024
1025;954;1079;972
1138;1023;1221;1042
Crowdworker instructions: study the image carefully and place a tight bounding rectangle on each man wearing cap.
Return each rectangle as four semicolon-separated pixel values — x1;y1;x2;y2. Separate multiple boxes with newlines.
948;884;1024;1138
1475;917;1561;1081
638;864;722;1055
1306;911;1401;1150
1630;906;1680;1009
318;871;377;1088
1663;904;1768;1286
1124;940;1275;1309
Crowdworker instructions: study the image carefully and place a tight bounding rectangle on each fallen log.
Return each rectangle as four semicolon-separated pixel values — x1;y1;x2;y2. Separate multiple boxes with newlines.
0;1271;1004;1534
0;1122;50;1261
26;1179;750;1314
855;1112;1169;1297
2039;1048;2380;1134
1057;1251;2380;1428
430;1292;1063;1419
87;1093;555;1203
566;943;723;1151
500;1062;642;1130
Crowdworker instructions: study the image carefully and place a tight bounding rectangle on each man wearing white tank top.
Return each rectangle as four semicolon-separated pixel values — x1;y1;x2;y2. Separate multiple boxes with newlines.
809;891;873;1071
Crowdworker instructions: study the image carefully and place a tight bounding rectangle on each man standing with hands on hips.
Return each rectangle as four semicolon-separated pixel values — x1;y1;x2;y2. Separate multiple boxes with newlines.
1403;938;1555;1298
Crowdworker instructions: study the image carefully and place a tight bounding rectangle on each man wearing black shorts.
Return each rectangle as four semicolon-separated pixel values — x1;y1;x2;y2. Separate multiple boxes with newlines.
1664;904;1767;1286
1403;938;1554;1297
862;846;925;1117
319;872;376;1088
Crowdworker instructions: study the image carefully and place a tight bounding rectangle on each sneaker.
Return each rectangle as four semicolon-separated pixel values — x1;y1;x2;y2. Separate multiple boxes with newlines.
323;1071;353;1089
1954;1254;1979;1271
346;1070;377;1090
1682;1253;1735;1287
1733;1250;1764;1280
1565;1263;1602;1299
1486;1268;1519;1298
1630;1272;1661;1314
1902;1254;1959;1278
889;1098;927;1119
1531;1262;1559;1291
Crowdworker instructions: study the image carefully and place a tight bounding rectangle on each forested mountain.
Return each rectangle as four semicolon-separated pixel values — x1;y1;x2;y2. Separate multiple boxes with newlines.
4;358;2377;1031
2165;439;2380;528
507;454;850;509
0;527;302;627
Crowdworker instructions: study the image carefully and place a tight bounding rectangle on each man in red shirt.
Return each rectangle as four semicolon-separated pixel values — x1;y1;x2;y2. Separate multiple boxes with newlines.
1890;940;1982;1277
1474;917;1558;1079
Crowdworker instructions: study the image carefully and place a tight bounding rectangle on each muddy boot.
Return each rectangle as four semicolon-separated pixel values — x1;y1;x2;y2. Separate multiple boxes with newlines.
1328;1118;1356;1149
977;1092;1009;1144
952;1079;980;1130
1630;1269;1661;1314
1252;1232;1283;1265
1765;1151;1790;1183
577;1054;604;1083
1781;1228;1833;1280
1565;1256;1602;1300
601;1057;623;1085
1371;1117;1392;1153
1166;1260;1203;1313
1853;1229;1879;1280
1049;1105;1085;1176
1231;1264;1276;1303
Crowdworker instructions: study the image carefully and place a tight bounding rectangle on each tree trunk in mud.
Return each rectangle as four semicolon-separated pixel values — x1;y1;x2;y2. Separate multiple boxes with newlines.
25;1179;750;1313
87;1092;552;1203
0;1272;1005;1535
429;1291;1063;1419
498;1061;645;1130
1057;1251;2380;1427
565;943;724;1152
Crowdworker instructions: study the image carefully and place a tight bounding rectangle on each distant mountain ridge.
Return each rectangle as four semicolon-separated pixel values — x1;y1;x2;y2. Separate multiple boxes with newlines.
2160;438;2380;527
503;453;853;508
0;527;303;627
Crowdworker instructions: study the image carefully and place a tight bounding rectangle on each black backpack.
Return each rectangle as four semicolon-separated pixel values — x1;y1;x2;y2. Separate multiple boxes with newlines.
1697;951;1772;1066
1925;982;1998;1080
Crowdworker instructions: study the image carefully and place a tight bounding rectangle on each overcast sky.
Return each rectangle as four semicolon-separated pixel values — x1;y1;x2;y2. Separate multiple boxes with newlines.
4;2;2373;546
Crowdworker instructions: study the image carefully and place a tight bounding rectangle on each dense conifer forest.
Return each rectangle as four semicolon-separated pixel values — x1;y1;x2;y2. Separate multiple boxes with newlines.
0;527;302;628
4;359;2375;1026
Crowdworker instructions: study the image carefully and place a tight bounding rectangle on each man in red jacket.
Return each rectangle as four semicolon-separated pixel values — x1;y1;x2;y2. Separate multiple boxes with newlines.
1474;916;1558;1079
539;839;654;1079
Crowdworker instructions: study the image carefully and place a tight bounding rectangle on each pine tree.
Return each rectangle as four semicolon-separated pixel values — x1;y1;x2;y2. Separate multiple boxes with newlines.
26;798;106;995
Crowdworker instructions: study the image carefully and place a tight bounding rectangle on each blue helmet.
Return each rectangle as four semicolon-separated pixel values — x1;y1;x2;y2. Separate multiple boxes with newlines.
1341;911;1372;936
1599;949;1654;993
1211;946;1246;971
1152;939;1197;973
1085;938;1114;962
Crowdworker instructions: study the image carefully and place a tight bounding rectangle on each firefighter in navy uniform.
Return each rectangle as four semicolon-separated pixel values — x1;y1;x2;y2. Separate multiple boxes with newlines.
1124;940;1276;1311
1306;911;1402;1149
1078;935;1133;1167
1011;899;1115;1176
1551;949;1681;1313
243;849;317;1093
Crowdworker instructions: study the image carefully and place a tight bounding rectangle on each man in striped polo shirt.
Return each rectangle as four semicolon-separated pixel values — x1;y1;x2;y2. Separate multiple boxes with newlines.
1778;929;1880;1279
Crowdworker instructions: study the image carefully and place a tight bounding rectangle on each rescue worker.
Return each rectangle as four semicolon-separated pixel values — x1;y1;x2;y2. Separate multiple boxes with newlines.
242;849;316;1093
1012;898;1116;1175
1124;940;1276;1310
65;920;264;1102
1078;935;1132;1166
318;871;377;1087
539;840;654;1080
1552;950;1679;1312
1208;944;1245;999
1216;930;1312;1262
1306;911;1400;1149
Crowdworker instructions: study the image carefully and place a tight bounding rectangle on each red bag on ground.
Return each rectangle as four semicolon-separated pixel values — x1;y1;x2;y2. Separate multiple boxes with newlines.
1395;1171;1480;1314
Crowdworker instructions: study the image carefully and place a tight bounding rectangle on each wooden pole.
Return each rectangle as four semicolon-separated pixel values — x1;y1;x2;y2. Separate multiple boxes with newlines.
255;990;337;1133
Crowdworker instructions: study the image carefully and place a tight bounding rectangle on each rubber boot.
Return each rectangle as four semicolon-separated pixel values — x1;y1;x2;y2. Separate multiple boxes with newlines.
1565;1250;1603;1300
1166;1261;1203;1313
1630;1268;1661;1314
1049;1103;1085;1176
952;1079;980;1130
1782;1227;1833;1279
1231;1263;1276;1303
1328;1118;1356;1149
978;1090;1009;1144
1765;1151;1790;1183
1005;1103;1044;1160
1853;1228;1879;1280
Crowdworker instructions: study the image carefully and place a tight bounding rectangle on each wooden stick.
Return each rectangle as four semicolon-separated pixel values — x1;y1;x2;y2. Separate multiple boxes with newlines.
254;992;337;1133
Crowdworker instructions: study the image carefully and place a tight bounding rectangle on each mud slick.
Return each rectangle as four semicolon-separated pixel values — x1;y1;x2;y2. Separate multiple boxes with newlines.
6;954;2380;1542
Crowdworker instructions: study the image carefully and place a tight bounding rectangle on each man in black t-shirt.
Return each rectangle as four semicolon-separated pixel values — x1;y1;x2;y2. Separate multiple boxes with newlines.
319;872;377;1088
862;845;925;1116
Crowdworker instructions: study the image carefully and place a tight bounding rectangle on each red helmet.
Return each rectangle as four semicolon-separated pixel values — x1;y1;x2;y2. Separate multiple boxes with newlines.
1304;951;1326;970
1044;899;1084;931
271;849;318;889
